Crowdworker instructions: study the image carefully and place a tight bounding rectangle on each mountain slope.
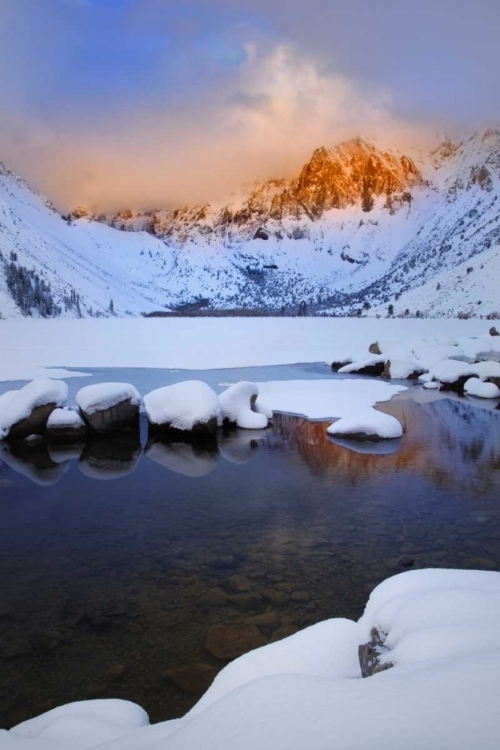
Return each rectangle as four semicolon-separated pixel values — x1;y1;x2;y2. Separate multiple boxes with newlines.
0;132;499;318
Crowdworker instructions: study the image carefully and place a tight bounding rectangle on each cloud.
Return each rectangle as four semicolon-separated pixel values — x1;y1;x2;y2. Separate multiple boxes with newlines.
0;0;497;211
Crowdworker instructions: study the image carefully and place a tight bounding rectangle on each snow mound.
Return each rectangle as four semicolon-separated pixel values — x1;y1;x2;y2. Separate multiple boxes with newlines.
327;409;403;440
76;383;141;415
47;408;86;430
143;381;220;431
9;698;149;749
6;569;500;750
0;379;68;438
219;382;271;429
464;377;500;399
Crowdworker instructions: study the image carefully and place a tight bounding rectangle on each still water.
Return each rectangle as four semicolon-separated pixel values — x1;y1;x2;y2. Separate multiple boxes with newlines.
0;367;499;728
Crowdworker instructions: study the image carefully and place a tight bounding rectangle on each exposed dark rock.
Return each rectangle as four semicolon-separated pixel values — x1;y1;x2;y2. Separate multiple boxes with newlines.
489;327;499;337
80;398;139;434
8;403;57;440
369;342;382;355
331;359;352;372
148;417;218;439
358;627;393;678
253;228;269;240
397;556;415;568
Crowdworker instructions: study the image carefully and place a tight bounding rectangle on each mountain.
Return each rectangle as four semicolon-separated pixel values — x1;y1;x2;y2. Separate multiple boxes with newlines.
1;132;500;319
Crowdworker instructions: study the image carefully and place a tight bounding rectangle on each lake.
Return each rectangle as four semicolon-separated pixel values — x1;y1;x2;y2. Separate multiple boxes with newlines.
1;365;500;728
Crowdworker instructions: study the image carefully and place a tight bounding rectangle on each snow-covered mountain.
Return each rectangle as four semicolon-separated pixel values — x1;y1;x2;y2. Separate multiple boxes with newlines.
1;131;500;318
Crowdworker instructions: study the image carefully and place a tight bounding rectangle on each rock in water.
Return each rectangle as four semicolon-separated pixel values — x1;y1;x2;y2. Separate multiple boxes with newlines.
46;408;87;442
76;383;141;434
164;663;218;693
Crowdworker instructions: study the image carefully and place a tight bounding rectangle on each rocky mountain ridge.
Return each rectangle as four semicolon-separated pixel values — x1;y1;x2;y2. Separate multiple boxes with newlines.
0;130;499;318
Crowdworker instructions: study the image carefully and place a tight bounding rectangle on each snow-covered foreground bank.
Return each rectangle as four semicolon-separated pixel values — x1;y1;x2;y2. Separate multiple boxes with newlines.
0;318;490;382
3;569;499;750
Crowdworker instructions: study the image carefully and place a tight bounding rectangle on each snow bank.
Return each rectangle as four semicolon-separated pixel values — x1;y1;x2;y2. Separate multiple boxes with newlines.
5;569;500;750
143;381;220;431
327;409;403;440
76;383;141;415
0;379;68;438
219;382;271;429
47;408;85;430
8;698;149;750
464;377;500;399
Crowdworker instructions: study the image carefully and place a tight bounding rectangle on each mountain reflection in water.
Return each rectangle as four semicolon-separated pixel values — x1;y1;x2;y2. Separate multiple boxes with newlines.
0;396;499;729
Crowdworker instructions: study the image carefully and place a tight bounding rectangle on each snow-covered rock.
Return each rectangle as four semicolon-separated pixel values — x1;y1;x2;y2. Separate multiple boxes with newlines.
0;379;68;440
76;383;141;434
326;408;403;441
144;381;220;435
464;377;500;399
47;408;87;441
219;382;271;429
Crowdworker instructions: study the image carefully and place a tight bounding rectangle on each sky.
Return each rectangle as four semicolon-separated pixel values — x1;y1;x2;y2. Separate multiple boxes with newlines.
0;0;499;211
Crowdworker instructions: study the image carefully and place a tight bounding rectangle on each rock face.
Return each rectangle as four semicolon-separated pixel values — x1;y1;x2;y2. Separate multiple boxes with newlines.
76;383;141;434
46;408;87;442
8;403;58;441
104;138;422;238
204;624;267;660
80;399;139;434
358;628;393;678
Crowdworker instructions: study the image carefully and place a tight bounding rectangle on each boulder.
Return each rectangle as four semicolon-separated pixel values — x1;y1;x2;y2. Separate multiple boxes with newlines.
46;408;87;442
76;383;141;434
489;326;499;337
205;624;267;660
368;342;382;355
0;380;68;440
144;381;220;437
219;382;271;429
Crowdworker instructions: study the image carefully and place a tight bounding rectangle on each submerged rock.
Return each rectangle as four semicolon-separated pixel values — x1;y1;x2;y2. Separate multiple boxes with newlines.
164;663;218;693
205;624;267;660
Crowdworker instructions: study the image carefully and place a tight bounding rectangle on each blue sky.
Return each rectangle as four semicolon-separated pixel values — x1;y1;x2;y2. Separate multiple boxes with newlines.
0;0;498;209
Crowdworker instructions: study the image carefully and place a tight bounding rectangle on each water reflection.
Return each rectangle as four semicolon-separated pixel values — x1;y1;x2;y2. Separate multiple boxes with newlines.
0;396;500;729
146;437;220;477
79;433;142;481
0;439;70;486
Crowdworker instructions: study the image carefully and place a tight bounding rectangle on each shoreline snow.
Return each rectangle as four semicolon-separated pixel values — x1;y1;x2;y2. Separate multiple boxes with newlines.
0;318;491;382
